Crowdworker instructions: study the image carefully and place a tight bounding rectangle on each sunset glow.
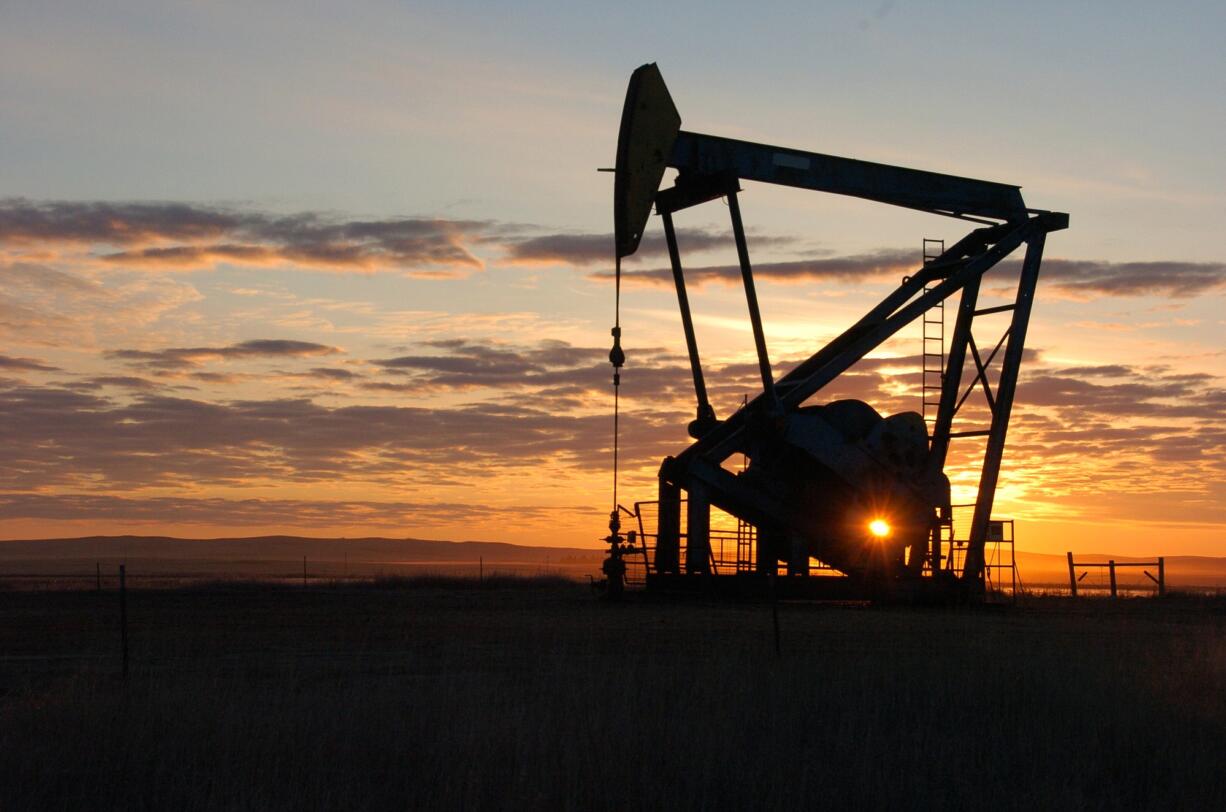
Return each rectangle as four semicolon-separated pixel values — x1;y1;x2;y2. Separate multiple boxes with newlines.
0;2;1222;558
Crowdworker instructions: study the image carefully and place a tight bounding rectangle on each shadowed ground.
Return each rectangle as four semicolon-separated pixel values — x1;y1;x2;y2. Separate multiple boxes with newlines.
1;581;1223;810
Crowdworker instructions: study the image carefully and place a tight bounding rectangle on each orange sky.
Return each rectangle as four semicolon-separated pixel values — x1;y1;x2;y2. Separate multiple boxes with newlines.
1;3;1223;558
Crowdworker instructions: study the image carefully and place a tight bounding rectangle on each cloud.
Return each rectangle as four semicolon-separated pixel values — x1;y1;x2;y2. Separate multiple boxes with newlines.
368;338;706;405
587;247;1226;300
590;249;918;286
107;339;341;370
503;229;797;266
307;367;358;380
0;200;243;246
7;200;1223;300
0;342;1219;535
0;261;203;347
0;381;685;491
0;354;57;372
81;376;164;392
1039;259;1226;298
0;199;493;276
0;492;574;528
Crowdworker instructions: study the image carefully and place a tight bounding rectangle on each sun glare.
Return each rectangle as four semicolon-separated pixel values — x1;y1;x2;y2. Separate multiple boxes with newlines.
868;519;891;539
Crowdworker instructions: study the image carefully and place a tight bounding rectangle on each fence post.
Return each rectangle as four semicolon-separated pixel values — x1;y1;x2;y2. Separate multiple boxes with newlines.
479;556;484;585
1066;552;1077;597
1158;557;1165;597
119;564;129;680
1108;560;1117;598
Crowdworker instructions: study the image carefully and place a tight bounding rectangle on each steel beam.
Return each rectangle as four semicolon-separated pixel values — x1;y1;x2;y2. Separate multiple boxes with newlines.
662;212;716;430
962;233;1047;584
670;130;1028;222
967;334;996;412
727;190;779;410
685;482;711;574
758;526;779;574
655;476;681;574
953;328;1009;417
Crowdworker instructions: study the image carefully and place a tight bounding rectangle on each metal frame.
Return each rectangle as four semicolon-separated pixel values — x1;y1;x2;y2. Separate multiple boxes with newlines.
612;63;1068;594
653;207;1063;587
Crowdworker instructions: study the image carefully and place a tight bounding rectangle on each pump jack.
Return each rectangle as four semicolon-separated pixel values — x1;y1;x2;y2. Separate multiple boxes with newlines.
604;64;1067;600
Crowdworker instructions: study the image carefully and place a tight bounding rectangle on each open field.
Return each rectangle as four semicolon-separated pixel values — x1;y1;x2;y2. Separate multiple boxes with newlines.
3;536;1225;595
2;580;1224;810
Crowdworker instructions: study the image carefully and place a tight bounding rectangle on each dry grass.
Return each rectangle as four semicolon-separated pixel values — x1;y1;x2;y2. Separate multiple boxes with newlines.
1;583;1223;810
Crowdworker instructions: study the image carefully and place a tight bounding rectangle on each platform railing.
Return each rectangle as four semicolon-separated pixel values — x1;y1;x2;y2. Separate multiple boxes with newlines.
625;499;1018;593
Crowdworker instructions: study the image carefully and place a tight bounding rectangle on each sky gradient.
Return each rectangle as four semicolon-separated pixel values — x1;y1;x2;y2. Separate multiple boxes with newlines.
1;1;1223;555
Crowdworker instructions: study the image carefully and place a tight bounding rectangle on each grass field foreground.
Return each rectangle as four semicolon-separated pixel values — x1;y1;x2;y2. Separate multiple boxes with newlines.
1;581;1224;809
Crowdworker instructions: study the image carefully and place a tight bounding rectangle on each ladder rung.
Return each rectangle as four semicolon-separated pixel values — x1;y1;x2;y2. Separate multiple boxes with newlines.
948;430;991;438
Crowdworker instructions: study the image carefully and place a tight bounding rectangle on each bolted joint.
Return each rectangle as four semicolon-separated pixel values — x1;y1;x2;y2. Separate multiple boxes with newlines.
687;402;719;439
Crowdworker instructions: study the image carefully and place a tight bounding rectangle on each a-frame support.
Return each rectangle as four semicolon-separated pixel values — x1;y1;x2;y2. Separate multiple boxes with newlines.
654;203;1065;586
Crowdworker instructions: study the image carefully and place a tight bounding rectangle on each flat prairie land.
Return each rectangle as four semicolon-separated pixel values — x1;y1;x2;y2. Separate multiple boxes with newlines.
1;581;1224;810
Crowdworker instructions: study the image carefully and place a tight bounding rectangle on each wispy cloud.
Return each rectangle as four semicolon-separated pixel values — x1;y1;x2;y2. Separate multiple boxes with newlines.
1038;259;1226;298
1;199;492;276
0;261;203;347
590;249;916;286
0;342;1219;535
503;229;797;266
594;252;1226;299
7;199;1223;300
0;354;58;372
106;339;341;370
0;492;576;528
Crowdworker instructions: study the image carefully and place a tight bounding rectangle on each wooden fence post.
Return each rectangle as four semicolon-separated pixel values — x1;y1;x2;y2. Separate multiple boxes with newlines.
119;564;129;679
1066;552;1077;597
1158;557;1165;597
1108;560;1117;598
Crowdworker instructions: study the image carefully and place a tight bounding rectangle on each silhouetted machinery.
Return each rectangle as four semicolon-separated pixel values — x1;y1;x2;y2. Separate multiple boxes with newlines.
602;64;1068;600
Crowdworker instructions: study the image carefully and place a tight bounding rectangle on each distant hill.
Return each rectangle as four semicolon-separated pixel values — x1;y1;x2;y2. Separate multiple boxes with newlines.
0;535;605;582
0;535;602;564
